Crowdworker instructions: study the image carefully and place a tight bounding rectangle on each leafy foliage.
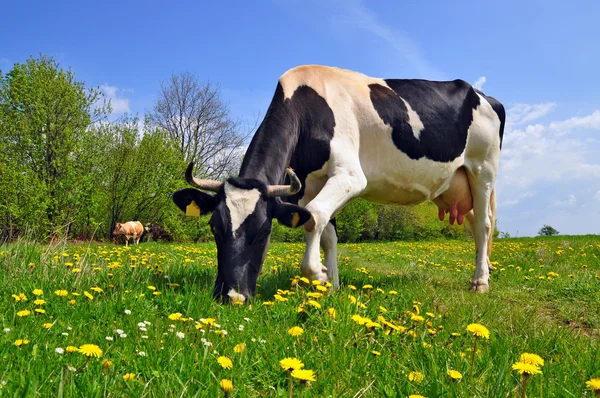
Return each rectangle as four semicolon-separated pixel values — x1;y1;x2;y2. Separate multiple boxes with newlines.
539;225;560;236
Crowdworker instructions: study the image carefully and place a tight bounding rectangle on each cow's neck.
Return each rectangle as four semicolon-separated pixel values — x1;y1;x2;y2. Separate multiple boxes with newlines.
238;83;297;185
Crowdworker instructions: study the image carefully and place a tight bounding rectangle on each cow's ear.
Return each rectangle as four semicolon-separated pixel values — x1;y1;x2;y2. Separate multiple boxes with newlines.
273;202;312;228
172;188;217;217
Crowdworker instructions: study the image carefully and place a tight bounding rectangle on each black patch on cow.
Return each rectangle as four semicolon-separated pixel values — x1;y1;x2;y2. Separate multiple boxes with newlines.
239;82;336;204
475;90;506;149
369;79;480;162
226;177;269;198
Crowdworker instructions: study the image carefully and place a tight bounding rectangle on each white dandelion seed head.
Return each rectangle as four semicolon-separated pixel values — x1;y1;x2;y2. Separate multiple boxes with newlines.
3;328;10;333
67;366;76;372
55;347;65;354
176;331;185;339
115;329;124;335
238;325;244;331
139;327;147;332
138;351;146;357
105;336;114;341
61;332;69;336
141;335;148;339
243;317;251;322
137;322;145;328
120;333;127;338
67;327;72;331
124;309;131;315
144;321;151;325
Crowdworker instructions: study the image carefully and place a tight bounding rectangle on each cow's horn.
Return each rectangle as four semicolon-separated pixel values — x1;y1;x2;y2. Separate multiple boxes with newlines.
185;162;223;192
267;168;302;197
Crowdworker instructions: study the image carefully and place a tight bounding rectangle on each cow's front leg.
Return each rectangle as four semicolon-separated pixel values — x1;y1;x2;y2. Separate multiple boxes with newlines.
321;220;339;288
302;170;366;284
125;236;130;247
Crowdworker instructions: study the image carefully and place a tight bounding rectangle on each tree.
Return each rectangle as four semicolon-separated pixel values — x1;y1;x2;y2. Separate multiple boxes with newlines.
0;55;109;238
538;225;559;236
149;72;248;179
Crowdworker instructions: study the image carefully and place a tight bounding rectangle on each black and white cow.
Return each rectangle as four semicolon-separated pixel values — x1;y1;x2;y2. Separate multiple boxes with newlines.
172;65;505;302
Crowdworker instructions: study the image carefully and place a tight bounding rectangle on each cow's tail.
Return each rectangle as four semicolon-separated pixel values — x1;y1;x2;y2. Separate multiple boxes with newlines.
487;188;496;259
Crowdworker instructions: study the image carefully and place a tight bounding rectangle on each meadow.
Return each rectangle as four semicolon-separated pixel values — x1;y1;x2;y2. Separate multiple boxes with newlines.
1;236;599;397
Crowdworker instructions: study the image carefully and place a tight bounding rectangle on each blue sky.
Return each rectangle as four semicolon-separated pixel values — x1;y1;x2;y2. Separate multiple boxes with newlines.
2;0;600;237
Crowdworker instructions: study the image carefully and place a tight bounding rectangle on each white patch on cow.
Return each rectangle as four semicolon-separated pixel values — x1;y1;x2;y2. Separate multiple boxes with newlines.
401;98;424;140
227;288;246;303
224;183;261;236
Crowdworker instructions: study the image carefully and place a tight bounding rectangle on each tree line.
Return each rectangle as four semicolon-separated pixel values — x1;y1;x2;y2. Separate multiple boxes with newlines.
0;55;471;243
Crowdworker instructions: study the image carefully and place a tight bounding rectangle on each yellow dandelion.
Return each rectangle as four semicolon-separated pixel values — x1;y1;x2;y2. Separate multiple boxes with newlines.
447;369;463;380
519;353;544;367
291;369;316;382
34;299;46;305
217;356;233;370
280;357;304;371
79;344;103;358
466;323;490;339
311;280;321;286
91;286;103;293
411;314;425;322
316;285;328;292
34;308;46;314
42;323;53;329
306;292;323;299
84;291;93;300
66;346;79;353
168;313;182;320
33;289;43;296
408;395;426;398
102;360;113;368
326;308;337;319
55;290;68;297
299;277;310;284
17;310;31;317
234;343;246;353
307;300;322;309
362;284;373;289
408;371;424;383
14;339;30;346
586;378;600;391
123;373;136;381
348;285;357;290
511;362;542;375
274;294;288;302
371;350;381;356
288;326;304;337
220;379;233;392
263;301;275;307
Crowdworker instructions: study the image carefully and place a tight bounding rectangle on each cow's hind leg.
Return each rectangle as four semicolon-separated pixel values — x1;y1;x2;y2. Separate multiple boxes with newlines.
320;219;339;288
465;164;497;292
302;170;366;283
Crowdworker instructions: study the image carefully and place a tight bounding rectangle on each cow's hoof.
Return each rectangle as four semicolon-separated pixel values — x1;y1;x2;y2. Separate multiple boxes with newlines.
302;264;329;284
470;280;489;293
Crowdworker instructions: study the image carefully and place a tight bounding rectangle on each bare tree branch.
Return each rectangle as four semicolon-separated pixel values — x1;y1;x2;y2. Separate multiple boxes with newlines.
149;73;249;179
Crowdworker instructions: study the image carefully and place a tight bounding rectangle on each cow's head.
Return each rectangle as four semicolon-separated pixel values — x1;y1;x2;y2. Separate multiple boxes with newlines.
172;163;312;303
112;223;125;236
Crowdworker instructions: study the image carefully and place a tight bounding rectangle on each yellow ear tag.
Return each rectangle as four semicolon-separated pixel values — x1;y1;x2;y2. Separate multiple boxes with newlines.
185;201;201;217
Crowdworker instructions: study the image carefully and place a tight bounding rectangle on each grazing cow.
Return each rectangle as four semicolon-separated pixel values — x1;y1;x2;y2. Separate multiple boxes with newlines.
144;223;173;242
113;221;144;247
172;65;505;302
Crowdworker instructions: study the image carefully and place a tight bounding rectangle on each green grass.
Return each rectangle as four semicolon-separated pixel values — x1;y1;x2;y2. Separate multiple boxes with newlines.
1;236;599;397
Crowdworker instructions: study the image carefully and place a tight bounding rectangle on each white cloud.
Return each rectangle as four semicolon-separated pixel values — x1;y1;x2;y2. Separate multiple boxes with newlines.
552;194;576;207
101;85;130;114
548;110;600;134
473;76;486;90
595;191;600;201
506;102;556;127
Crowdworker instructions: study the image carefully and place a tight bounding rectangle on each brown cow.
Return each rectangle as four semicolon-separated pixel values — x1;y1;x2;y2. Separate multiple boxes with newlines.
113;221;144;247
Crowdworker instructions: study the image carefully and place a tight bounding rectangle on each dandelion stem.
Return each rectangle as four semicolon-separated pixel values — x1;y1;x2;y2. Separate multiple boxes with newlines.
470;335;477;384
74;357;89;376
288;373;293;398
519;373;530;398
